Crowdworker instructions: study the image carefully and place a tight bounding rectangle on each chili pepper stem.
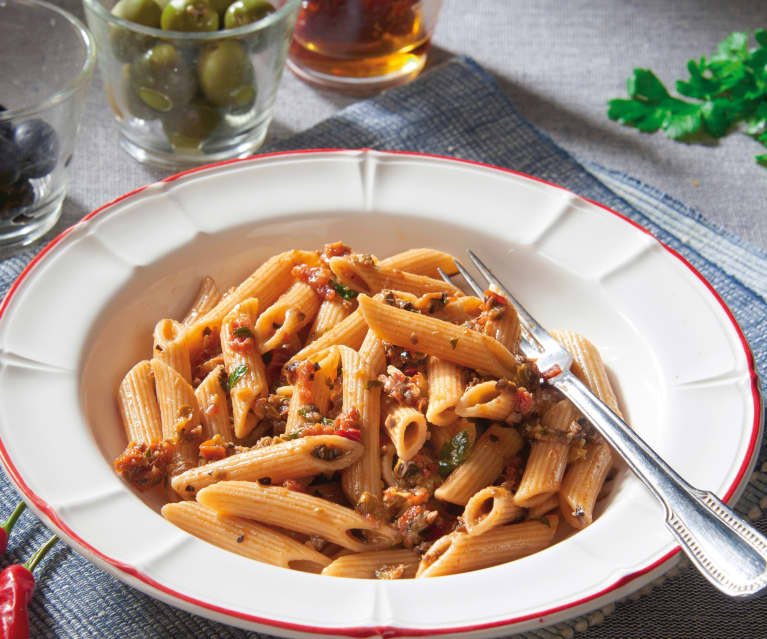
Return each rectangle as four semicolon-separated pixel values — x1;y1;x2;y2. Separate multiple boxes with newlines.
1;502;26;534
23;535;57;573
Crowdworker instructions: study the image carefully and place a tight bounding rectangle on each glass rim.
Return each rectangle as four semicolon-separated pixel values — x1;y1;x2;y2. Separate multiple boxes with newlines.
0;0;96;121
82;0;301;41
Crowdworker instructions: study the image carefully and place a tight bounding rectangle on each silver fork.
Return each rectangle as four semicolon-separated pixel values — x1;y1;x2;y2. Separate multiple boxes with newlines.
437;250;767;598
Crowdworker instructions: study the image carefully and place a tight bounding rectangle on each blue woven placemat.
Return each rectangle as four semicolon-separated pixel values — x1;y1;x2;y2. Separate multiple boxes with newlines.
0;56;765;639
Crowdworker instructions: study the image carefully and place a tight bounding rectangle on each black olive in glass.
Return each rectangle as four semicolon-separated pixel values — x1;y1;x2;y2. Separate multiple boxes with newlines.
0;137;21;188
198;40;255;108
162;101;221;150
0;105;13;141
161;0;219;32
223;0;274;29
109;0;162;63
130;43;197;113
0;179;35;221
13;120;59;180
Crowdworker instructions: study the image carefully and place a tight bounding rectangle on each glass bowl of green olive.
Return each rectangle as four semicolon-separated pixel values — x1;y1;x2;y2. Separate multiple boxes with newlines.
83;0;299;167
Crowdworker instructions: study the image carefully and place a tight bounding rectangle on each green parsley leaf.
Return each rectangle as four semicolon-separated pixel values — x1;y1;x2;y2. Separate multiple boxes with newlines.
321;417;335;426
331;281;359;301
608;30;767;167
233;326;254;338
438;430;471;478
226;364;248;390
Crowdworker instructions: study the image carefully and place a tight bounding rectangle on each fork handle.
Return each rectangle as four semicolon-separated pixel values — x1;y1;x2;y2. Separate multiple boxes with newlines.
550;370;767;597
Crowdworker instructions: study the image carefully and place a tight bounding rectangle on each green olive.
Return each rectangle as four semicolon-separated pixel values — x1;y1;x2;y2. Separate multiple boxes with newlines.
130;43;197;113
223;0;274;29
111;0;162;26
197;40;255;107
161;0;219;31
109;0;161;62
162;101;221;149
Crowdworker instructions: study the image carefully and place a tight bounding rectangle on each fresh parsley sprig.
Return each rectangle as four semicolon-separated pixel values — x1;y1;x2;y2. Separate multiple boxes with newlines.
607;30;767;167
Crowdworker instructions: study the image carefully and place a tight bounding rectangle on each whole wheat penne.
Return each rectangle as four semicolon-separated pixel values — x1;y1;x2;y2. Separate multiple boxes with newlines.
194;364;233;442
310;299;352;341
527;494;560;520
341;332;384;504
182;276;221;327
153;319;192;384
183;250;318;361
455;380;516;421
416;515;558;578
482;290;522;353
161;502;330;572
514;400;579;508
463;486;525;536
151;358;201;475
220;299;267;439
435;423;523;505
285;347;340;434
171;435;363;498
330;255;459;297
287;309;368;366
322;549;420;579
383;404;428;461
379;248;459;278
552;331;622;529
118;360;163;444
198;481;400;552
381;445;397;488
255;282;321;353
426;356;464;426
357;295;518;378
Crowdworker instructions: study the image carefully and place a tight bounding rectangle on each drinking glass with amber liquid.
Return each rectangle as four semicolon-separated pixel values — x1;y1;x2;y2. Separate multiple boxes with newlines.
288;0;443;92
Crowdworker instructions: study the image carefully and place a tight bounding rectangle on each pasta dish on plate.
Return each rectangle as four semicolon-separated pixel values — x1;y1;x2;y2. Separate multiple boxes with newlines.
113;243;623;579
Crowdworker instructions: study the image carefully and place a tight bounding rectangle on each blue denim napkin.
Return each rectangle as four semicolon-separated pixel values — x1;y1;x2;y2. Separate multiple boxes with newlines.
0;56;765;639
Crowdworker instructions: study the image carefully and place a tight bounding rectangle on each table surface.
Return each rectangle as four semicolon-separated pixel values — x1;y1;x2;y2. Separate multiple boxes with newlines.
13;1;767;637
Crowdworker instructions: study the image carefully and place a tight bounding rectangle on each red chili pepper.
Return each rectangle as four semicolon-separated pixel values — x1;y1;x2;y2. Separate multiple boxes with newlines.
0;504;26;556
0;534;57;639
334;428;362;442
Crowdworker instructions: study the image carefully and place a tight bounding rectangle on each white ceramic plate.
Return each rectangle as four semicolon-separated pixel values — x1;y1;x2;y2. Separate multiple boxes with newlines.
0;150;760;637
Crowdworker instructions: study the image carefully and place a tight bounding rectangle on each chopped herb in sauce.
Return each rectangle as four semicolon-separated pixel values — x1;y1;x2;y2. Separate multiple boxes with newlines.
233;326;254;338
226;364;248;390
366;379;383;390
236;534;245;543
262;351;273;366
449;337;459;350
331;280;359;300
438;430;471;477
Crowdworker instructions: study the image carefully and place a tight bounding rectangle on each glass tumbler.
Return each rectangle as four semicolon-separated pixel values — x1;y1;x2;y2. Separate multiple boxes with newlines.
287;0;443;93
0;0;95;251
83;0;300;168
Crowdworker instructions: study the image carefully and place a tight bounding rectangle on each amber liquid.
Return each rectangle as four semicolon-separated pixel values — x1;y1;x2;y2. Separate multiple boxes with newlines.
289;0;432;89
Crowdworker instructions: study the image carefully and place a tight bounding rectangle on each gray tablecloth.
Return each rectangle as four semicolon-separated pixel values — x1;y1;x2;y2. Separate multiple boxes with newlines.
1;2;766;637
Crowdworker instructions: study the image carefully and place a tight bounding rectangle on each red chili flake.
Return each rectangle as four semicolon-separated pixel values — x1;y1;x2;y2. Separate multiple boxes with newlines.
541;364;562;380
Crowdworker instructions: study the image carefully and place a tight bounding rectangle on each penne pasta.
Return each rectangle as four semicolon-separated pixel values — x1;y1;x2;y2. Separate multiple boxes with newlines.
220;298;268;439
552;331;621;529
255;281;321;353
287;309;368;366
383;404;428;462
379;248;459;278
170;435;363;498
455;380;516;421
309;299;351;341
357;294;518;378
425;356;464;426
182;275;221;327
322;549;420;579
416;515;558;577
118;360;163;444
463;486;525;536
151;358;201;475
514;400;579;508
194;364;233;443
162;502;330;573
198;481;400;552
153;318;192;384
329;254;459;297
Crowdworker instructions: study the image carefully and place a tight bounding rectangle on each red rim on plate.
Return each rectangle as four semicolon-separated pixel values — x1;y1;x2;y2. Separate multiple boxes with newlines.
0;149;761;637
